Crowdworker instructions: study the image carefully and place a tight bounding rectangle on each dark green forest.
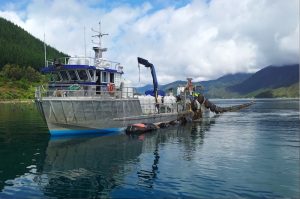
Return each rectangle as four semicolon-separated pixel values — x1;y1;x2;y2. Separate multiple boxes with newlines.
0;17;67;100
0;17;67;70
0;64;46;99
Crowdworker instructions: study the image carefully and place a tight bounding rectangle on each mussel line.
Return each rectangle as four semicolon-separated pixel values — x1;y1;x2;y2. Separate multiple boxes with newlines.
193;95;254;114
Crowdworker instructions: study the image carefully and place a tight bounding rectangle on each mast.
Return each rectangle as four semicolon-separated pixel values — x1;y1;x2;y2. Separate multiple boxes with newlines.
44;33;47;67
84;26;87;58
92;21;108;59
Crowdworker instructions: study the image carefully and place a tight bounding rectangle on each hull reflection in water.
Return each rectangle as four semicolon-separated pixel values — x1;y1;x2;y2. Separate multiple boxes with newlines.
0;113;218;198
43;134;143;198
42;118;217;198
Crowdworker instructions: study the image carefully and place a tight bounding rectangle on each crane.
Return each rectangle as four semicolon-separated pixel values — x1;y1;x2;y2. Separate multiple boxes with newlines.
137;57;159;104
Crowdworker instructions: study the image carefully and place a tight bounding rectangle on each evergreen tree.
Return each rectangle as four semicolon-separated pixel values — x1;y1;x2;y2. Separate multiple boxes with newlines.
0;17;68;70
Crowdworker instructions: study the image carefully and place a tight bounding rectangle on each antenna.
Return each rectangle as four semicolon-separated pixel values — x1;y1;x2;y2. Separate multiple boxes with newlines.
91;21;109;59
44;33;47;67
84;26;86;58
91;21;108;48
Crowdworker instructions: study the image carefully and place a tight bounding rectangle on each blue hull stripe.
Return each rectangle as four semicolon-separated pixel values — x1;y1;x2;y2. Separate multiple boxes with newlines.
50;128;125;136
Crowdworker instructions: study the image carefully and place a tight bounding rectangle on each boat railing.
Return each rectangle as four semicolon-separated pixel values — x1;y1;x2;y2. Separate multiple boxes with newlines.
35;84;183;114
45;57;122;71
35;84;137;100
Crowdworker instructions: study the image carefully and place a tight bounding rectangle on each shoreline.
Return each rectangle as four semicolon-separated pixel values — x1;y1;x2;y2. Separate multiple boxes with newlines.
0;99;34;104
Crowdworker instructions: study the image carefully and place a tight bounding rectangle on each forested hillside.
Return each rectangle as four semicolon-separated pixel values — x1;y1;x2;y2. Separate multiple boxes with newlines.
136;73;252;98
0;17;68;100
229;64;299;94
0;17;67;69
136;65;299;98
0;64;46;99
199;73;252;98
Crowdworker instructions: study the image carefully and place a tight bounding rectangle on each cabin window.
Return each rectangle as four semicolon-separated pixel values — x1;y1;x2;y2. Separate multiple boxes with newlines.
109;73;114;83
78;70;88;81
60;71;69;81
50;72;61;82
102;72;107;83
88;70;94;81
68;70;78;81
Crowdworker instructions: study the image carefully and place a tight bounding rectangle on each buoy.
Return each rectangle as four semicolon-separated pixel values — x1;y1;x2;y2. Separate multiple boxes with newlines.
125;123;158;134
169;120;178;125
158;122;169;128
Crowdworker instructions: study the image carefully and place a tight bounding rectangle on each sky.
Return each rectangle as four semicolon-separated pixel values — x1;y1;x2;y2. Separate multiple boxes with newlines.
0;0;299;86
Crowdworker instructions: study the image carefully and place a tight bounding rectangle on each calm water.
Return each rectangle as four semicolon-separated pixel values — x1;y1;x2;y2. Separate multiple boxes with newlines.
0;99;299;198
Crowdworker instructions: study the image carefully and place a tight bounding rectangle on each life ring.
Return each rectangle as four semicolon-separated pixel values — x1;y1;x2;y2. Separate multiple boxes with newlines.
107;83;115;93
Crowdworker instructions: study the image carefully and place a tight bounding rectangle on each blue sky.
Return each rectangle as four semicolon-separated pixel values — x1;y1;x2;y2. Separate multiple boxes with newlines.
94;0;193;11
0;0;30;10
0;0;193;12
0;0;298;85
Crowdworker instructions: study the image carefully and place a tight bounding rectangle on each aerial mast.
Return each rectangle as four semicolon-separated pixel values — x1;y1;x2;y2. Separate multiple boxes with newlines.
44;33;47;67
92;21;108;59
84;26;86;58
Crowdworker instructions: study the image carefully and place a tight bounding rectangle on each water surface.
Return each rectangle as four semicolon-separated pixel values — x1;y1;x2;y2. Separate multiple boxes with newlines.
0;99;299;198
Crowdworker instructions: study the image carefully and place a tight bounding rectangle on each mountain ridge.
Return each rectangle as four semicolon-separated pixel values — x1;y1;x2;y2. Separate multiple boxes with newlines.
229;64;299;94
0;17;67;69
136;64;299;98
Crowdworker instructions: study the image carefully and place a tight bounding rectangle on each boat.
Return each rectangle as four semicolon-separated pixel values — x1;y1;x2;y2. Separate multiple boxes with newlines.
35;24;254;136
35;24;187;136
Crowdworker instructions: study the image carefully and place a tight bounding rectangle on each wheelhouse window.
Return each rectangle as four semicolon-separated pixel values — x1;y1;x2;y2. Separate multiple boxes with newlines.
88;70;94;81
50;71;61;82
102;71;107;83
68;70;78;81
109;73;114;83
78;70;88;81
60;71;69;81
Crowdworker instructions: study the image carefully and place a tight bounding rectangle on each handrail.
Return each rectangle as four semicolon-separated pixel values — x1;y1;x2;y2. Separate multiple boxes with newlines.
45;56;122;71
35;84;180;115
35;84;137;99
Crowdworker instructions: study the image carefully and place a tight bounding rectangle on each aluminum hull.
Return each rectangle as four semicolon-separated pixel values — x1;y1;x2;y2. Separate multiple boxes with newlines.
35;97;181;136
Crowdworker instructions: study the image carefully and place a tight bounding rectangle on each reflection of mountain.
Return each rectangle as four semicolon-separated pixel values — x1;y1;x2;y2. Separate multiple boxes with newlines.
43;135;143;198
0;134;48;191
0;103;49;192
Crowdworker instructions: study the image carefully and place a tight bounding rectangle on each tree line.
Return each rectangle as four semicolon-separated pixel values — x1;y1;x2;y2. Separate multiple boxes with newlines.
0;64;44;82
0;64;46;100
0;17;67;70
0;17;68;99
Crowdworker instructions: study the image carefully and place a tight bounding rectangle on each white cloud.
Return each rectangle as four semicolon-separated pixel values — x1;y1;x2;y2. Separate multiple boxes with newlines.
0;0;299;85
0;10;26;27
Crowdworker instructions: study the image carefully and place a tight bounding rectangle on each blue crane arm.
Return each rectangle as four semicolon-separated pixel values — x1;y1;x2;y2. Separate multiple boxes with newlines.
137;57;158;102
